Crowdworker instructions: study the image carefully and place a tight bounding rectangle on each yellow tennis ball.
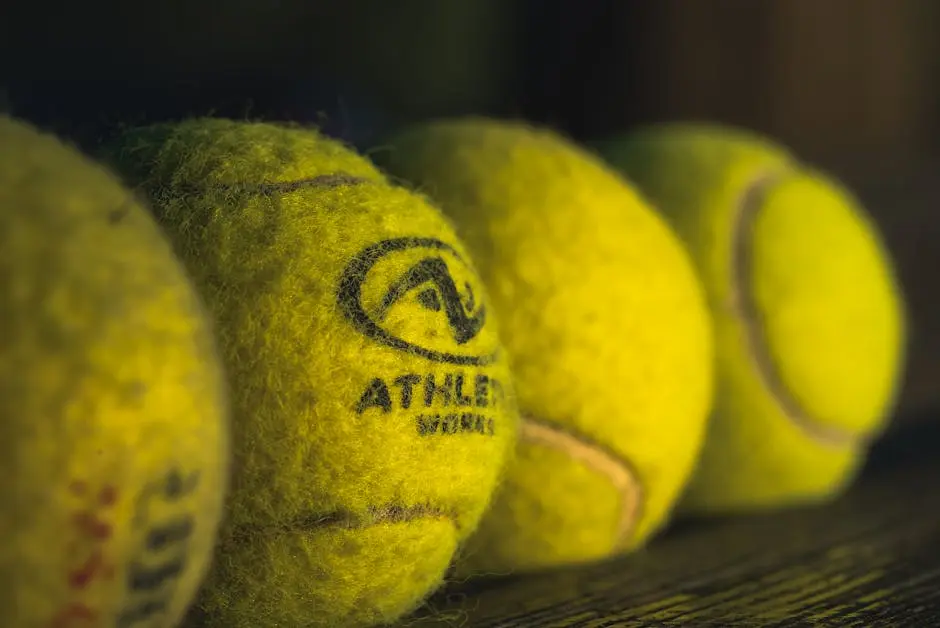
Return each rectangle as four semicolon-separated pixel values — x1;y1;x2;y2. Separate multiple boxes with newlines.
598;123;906;513
377;118;713;574
104;118;519;628
0;116;230;628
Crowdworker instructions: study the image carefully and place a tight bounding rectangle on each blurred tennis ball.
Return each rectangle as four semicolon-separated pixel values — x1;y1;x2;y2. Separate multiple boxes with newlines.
378;117;713;573
598;123;906;512
1;116;229;628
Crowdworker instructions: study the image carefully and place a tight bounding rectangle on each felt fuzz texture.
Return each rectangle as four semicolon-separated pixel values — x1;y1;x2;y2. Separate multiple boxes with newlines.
104;118;518;628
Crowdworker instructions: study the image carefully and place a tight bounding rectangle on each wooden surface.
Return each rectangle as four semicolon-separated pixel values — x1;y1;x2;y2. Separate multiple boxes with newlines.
401;416;940;627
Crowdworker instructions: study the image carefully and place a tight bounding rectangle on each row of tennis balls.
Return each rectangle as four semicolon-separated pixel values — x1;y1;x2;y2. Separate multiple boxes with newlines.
1;114;904;628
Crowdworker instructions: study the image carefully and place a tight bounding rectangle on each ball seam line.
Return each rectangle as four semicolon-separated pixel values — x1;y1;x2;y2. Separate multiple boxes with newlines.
251;174;373;195
230;504;460;539
731;170;867;449
153;173;376;198
520;416;645;549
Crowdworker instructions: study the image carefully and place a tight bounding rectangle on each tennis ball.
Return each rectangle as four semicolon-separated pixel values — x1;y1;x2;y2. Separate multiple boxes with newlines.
0;116;229;627
103;118;519;628
377;118;713;574
597;123;906;513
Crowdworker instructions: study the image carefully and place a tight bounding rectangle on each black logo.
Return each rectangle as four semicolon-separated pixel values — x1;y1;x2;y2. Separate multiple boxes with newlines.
337;237;498;365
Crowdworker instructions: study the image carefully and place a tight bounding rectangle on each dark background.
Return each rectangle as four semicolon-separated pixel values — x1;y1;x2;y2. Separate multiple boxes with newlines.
3;0;938;421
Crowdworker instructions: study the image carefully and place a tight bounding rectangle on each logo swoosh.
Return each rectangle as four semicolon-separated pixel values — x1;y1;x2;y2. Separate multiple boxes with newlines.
375;256;486;345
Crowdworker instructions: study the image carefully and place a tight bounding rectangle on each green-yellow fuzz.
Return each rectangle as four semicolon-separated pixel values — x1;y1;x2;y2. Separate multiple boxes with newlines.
599;124;906;512
104;118;519;627
0;117;229;627
378;118;714;574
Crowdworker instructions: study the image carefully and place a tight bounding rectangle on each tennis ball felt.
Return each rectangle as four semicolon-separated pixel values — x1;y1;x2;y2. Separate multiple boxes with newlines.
103;118;518;628
0;116;229;627
377;118;713;574
598;123;906;513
